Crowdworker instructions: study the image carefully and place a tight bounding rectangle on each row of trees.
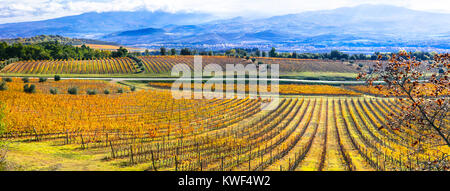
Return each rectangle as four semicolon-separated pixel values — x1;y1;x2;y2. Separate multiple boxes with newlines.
159;47;437;61
0;41;113;61
0;35;118;47
159;47;200;56
1;40;438;62
233;48;437;61
158;47;179;56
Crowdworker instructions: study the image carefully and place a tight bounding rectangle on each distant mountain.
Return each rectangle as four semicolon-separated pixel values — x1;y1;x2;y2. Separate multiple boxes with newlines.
100;4;450;51
114;28;165;36
0;11;214;39
1;4;450;52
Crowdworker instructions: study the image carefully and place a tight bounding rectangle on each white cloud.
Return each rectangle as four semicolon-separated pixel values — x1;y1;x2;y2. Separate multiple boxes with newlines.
0;0;449;24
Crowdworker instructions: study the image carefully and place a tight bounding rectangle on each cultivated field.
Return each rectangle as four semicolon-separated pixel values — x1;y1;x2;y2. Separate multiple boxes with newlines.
148;82;361;96
0;56;371;78
75;44;146;52
0;78;448;171
0;57;139;74
347;84;450;97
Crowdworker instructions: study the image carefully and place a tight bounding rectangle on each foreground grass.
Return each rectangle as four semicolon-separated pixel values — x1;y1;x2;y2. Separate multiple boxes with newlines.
6;141;148;171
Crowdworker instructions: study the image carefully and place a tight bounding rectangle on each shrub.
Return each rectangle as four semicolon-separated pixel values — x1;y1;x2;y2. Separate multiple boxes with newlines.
130;86;136;92
87;89;97;95
0;81;7;91
38;77;47;83
54;75;61;81
104;89;110;95
2;78;12;82
22;77;29;83
23;84;36;93
117;88;124;94
68;87;78;95
49;88;58;95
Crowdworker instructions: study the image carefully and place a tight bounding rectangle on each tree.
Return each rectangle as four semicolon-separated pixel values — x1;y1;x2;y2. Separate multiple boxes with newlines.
269;47;277;57
38;77;47;83
112;47;128;57
144;49;150;56
358;52;449;149
87;89;97;95
21;77;29;83
160;47;167;56
68;87;78;95
228;49;236;57
0;81;7;91
23;84;36;93
50;88;58;95
180;48;192;55
255;50;261;57
330;50;343;60
170;48;176;55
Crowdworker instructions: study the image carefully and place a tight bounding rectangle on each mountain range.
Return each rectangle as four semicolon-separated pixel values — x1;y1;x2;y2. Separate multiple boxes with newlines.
1;4;449;52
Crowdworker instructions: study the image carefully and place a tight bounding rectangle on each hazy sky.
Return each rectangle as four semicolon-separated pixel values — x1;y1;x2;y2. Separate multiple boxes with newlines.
0;0;449;24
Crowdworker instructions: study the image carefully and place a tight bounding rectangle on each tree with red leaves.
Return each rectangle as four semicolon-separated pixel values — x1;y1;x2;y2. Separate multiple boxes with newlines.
358;52;449;150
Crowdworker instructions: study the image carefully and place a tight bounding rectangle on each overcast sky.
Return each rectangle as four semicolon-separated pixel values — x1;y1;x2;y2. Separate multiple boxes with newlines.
0;0;449;24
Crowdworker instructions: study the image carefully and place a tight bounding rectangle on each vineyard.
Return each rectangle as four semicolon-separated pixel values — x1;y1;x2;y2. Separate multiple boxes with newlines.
347;84;450;97
148;82;361;96
0;56;369;75
0;78;448;171
4;78;130;94
0;57;139;74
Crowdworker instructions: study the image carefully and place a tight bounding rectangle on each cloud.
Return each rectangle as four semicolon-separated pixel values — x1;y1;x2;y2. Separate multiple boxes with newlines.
0;0;449;24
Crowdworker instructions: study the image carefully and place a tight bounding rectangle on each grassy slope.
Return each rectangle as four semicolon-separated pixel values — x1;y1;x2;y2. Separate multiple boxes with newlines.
6;141;147;171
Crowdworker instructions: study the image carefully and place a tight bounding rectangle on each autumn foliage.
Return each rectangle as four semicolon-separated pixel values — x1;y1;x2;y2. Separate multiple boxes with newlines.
359;52;449;148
